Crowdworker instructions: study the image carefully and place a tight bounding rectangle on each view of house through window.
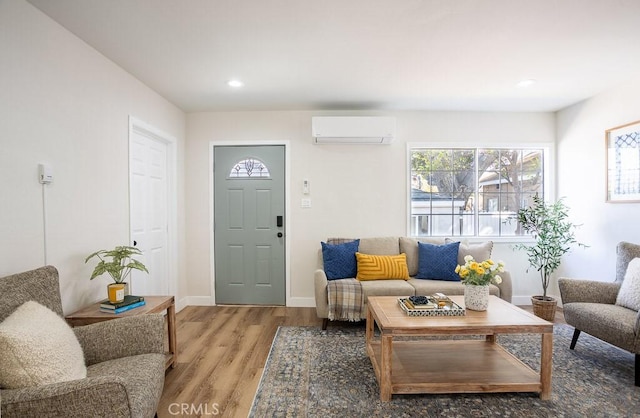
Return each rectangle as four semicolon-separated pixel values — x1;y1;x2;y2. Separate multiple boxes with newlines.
410;147;545;237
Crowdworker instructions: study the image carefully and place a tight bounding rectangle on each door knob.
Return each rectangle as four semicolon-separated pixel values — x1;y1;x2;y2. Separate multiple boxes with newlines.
277;232;283;238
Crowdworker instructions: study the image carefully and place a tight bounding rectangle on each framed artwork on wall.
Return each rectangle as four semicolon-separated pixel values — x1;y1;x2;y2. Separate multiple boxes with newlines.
606;120;640;203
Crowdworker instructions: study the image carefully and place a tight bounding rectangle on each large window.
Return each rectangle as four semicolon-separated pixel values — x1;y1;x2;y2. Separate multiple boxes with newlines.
409;146;548;237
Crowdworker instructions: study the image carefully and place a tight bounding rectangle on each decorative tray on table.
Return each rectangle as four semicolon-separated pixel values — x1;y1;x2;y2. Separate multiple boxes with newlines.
398;295;465;317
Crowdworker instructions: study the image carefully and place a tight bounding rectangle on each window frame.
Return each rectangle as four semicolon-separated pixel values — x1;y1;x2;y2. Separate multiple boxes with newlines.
406;142;554;243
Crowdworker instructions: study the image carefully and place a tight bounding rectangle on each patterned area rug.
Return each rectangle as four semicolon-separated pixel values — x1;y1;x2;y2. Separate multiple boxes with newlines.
249;324;639;417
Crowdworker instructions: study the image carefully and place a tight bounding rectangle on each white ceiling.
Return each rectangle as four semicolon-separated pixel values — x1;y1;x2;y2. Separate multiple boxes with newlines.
27;0;640;113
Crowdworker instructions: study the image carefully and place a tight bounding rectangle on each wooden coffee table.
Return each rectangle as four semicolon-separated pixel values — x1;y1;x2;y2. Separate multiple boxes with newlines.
365;295;553;401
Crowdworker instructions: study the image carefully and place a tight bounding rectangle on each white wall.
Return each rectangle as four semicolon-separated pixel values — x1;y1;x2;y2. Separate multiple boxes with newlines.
0;0;187;313
555;76;640;289
11;0;623;311
186;110;555;306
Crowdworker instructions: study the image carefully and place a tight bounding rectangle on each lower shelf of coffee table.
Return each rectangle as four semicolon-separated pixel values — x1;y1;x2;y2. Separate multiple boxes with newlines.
367;339;542;396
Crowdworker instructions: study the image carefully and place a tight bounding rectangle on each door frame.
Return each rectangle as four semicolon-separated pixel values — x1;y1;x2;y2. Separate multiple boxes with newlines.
209;141;291;306
128;116;178;298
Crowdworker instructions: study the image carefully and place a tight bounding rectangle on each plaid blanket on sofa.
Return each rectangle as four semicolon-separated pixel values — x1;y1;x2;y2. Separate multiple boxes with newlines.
327;278;365;321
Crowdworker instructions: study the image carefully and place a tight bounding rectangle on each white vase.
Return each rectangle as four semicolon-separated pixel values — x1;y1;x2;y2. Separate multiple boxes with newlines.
464;284;489;311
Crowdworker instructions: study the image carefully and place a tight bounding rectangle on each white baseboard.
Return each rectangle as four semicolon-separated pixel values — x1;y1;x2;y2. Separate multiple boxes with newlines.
175;296;214;312
177;295;546;310
175;295;315;311
512;293;561;306
512;295;532;306
287;296;316;307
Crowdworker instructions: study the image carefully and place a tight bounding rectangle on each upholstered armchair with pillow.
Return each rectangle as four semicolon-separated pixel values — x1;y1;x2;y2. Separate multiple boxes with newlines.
0;266;166;417
558;241;640;386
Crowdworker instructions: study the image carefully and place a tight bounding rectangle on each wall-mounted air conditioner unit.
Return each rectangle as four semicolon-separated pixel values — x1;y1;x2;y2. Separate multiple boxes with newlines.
311;116;396;144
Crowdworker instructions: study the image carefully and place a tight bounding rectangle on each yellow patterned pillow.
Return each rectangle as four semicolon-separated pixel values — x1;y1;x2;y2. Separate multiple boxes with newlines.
355;252;410;281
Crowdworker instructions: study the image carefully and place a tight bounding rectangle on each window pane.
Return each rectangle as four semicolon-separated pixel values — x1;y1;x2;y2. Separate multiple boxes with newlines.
521;150;543;193
478;213;502;236
411;149;475;237
432;171;456;194
459;213;475;236
429;214;455;236
410;214;430;236
478;148;543;214
410;146;546;237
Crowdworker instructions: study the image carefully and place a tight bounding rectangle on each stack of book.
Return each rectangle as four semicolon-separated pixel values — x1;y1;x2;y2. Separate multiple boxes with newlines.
100;295;146;314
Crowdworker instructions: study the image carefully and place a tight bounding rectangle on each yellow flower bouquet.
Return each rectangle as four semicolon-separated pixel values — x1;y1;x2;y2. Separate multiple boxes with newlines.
455;255;505;286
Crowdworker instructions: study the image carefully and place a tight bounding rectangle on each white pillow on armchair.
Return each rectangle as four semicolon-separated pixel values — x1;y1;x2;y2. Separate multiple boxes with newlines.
0;300;86;389
616;257;640;311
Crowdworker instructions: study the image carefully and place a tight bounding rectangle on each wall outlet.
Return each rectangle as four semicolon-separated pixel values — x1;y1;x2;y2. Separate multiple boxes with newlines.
301;198;312;208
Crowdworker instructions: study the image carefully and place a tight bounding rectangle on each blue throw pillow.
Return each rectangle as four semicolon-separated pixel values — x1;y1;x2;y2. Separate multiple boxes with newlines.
321;240;360;280
417;241;460;281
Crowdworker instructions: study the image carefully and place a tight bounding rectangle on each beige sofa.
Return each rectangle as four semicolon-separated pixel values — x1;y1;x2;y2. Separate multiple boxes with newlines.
314;237;513;329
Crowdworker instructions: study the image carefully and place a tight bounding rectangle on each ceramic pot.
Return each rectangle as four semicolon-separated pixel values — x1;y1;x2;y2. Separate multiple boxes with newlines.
464;284;489;311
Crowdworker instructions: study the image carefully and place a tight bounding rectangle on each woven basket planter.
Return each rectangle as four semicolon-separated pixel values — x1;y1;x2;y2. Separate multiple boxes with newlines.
531;296;557;321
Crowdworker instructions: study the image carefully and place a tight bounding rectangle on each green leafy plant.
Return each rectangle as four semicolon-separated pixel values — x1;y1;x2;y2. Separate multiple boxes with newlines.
85;246;149;283
512;194;586;300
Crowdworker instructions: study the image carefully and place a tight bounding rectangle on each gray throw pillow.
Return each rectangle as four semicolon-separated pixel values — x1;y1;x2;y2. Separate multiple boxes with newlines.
445;238;494;265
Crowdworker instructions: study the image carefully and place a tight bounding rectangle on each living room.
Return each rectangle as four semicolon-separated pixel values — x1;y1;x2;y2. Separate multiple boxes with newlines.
2;0;640;416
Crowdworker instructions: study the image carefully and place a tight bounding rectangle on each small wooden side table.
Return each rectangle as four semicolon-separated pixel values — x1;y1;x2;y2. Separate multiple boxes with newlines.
65;295;177;370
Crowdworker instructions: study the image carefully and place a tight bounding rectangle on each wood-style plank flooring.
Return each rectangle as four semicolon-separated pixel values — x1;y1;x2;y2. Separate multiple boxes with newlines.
158;305;566;418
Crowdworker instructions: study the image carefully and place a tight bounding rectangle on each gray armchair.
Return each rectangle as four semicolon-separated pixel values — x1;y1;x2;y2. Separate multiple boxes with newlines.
558;241;640;386
0;266;166;417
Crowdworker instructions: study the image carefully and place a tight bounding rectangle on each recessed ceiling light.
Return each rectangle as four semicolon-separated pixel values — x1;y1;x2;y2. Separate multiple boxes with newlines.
227;79;244;88
517;79;537;88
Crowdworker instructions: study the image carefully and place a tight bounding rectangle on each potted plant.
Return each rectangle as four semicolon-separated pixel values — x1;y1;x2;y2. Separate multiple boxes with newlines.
512;194;586;321
85;245;149;303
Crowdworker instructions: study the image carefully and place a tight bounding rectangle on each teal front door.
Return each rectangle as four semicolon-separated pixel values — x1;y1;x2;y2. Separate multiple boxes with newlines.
214;145;285;305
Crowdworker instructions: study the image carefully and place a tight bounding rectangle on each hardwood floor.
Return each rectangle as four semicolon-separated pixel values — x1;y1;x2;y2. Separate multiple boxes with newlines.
158;306;321;418
158;305;566;418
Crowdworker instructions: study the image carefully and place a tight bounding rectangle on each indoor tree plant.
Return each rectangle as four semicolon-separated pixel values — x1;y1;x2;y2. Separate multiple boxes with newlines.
512;194;586;320
85;245;149;303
